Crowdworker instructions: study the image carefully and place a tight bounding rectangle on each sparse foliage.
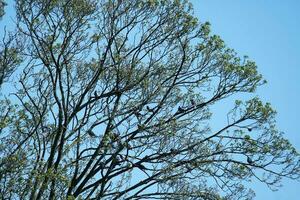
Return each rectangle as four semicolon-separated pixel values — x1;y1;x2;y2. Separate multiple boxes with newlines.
0;0;300;199
0;0;6;19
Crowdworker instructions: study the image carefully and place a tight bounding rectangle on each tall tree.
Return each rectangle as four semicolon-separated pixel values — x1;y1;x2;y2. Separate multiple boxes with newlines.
0;0;299;199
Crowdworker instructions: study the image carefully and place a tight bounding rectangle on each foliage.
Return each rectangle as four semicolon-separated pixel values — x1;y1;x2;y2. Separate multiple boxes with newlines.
0;0;6;19
0;0;300;199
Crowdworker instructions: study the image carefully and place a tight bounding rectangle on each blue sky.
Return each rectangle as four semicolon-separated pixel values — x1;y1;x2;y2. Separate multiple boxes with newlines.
191;0;300;199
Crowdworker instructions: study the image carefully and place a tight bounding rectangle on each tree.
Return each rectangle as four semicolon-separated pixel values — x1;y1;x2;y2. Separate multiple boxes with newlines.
0;0;23;88
0;0;6;19
0;0;299;199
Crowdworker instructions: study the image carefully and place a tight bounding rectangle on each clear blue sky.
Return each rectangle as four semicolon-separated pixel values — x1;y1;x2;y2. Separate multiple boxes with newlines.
192;0;300;199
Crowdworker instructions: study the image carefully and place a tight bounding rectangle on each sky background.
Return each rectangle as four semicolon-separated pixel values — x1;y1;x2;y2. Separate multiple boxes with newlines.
191;0;300;199
1;1;300;199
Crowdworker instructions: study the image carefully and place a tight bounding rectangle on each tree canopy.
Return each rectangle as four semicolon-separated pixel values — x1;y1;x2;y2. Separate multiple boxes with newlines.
0;0;300;199
0;0;6;19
